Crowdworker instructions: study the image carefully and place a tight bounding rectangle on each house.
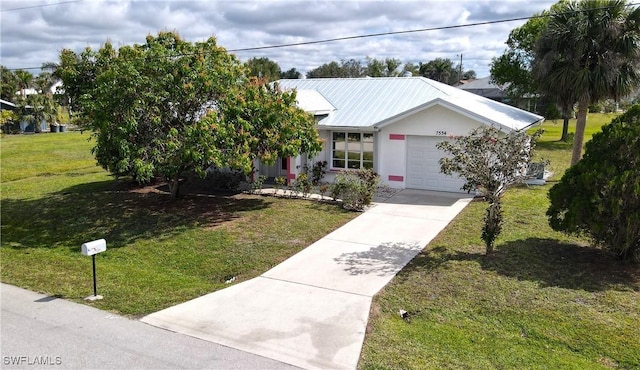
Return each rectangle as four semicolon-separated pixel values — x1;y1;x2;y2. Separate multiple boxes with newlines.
0;98;48;133
258;77;543;193
456;76;508;103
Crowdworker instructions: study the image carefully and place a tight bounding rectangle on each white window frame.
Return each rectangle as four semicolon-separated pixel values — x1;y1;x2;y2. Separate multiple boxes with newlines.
330;131;374;170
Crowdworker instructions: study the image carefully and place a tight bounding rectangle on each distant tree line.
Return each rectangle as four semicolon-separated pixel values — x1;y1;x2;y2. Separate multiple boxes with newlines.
244;56;476;84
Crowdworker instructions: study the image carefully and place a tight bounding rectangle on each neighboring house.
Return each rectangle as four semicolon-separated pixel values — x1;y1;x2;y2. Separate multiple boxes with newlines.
456;76;508;103
258;77;543;193
0;98;47;133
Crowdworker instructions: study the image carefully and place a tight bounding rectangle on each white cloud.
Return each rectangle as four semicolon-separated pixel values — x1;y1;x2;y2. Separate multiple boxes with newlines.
0;0;557;76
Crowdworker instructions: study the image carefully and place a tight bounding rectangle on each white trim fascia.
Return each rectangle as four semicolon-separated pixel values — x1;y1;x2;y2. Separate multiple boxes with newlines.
316;125;379;132
373;97;543;133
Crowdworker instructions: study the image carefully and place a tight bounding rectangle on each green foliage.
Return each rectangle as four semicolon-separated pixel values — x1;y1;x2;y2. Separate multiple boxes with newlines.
249;175;267;194
0;110;18;133
307;59;362;78
206;168;245;191
438;127;543;253
245;57;281;82
308;160;328;185
419;57;457;84
364;56;402;77
547;105;640;261
331;169;380;211
304;56;472;81
274;175;287;190
56;32;247;198
292;172;312;198
534;0;640;165
279;67;301;79
208;78;322;173
490;12;548;101
544;102;562;120
56;32;319;199
1;65;19;101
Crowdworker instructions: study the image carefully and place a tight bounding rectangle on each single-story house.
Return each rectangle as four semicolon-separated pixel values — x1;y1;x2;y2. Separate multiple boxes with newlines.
0;98;48;133
456;76;508;103
257;76;543;193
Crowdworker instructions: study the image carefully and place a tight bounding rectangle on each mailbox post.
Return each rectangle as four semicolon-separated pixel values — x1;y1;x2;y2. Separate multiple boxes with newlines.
81;239;106;301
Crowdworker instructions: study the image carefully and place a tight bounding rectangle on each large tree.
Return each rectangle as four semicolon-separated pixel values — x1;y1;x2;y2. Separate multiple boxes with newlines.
491;3;581;142
490;13;547;104
245;57;281;82
419;58;455;83
14;70;33;100
208;78;322;172
1;66;19;102
306;59;364;78
280;67;301;79
534;0;640;165
364;57;401;77
56;31;319;198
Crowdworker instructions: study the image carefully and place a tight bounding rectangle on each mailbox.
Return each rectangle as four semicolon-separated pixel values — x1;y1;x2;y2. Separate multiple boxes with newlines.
81;239;107;256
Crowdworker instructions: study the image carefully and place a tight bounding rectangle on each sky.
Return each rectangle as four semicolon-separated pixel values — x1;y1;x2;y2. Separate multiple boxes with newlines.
1;0;558;78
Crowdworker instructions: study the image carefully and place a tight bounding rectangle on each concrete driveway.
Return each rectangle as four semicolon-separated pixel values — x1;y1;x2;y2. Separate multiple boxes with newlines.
142;189;473;369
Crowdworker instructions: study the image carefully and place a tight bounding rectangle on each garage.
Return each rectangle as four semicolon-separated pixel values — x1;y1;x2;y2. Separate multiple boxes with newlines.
406;136;467;192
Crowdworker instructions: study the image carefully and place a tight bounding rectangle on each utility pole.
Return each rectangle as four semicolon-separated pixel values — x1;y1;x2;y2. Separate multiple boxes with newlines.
458;53;463;82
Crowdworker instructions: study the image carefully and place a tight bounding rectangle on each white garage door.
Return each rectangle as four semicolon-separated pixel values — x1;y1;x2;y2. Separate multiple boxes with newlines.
406;136;466;192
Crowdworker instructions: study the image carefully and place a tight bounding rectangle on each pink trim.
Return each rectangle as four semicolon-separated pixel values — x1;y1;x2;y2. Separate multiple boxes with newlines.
389;134;405;140
388;175;404;182
286;157;295;183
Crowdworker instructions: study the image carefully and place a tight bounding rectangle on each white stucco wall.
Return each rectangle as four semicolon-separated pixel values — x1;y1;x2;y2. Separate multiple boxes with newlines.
307;104;502;190
377;105;488;189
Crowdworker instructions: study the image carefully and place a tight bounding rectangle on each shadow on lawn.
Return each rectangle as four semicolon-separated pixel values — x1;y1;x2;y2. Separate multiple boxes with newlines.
1;178;270;251
410;238;639;292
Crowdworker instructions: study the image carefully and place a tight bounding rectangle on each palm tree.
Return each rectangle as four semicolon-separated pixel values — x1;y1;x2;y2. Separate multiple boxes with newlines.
14;70;33;100
1;66;19;101
22;93;58;133
534;0;640;165
420;58;455;84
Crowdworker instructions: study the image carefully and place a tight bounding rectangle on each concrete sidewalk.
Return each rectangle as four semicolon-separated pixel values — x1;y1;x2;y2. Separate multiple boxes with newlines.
142;190;473;369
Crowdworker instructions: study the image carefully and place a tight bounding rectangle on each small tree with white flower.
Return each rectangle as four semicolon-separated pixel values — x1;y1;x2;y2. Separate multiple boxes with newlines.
437;126;544;255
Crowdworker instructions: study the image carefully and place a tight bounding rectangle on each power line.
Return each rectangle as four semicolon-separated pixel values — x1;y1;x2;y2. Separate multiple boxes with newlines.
0;0;83;13
228;2;640;52
6;1;640;71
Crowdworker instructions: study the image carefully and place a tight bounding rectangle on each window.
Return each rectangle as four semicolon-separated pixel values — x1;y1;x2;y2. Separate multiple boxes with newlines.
331;132;374;170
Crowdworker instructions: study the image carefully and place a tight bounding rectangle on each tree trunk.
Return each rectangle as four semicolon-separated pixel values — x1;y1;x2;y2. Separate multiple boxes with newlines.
561;116;570;142
168;174;180;199
571;98;589;166
482;200;502;255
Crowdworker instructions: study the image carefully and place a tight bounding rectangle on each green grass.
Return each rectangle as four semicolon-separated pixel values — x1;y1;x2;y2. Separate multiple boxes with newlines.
359;113;640;369
0;131;357;316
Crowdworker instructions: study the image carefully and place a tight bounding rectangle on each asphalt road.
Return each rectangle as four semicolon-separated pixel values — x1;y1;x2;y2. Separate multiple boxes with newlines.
0;283;298;370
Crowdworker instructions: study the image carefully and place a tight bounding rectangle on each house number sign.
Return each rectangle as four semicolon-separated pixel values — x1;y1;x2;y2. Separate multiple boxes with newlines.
435;130;447;136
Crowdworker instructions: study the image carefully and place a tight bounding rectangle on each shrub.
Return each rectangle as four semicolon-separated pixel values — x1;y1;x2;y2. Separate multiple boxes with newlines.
331;169;380;211
206;168;245;191
292;173;312;198
309;160;328;185
274;176;287;195
250;175;267;194
547;105;640;261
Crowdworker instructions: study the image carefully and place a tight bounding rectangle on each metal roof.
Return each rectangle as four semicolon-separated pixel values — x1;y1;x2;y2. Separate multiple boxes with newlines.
293;89;336;116
276;77;543;132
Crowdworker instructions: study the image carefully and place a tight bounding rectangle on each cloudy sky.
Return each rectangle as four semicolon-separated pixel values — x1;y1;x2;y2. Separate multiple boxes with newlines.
1;0;557;78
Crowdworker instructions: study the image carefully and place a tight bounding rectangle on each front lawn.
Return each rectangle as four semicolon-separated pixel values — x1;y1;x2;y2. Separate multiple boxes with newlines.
359;114;640;369
0;131;357;316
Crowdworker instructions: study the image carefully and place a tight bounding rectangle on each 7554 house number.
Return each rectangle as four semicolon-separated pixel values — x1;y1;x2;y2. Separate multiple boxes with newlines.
435;130;447;136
